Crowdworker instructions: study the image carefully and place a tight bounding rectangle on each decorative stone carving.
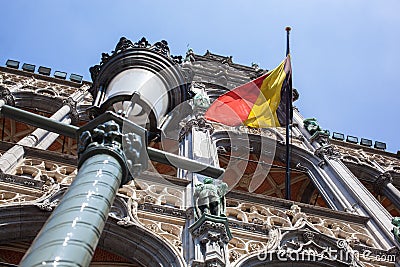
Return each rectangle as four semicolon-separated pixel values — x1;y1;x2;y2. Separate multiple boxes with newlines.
135;179;184;210
315;145;339;160
229;249;241;262
303;118;330;137
192;89;211;112
333;144;400;175
139;218;184;254
194;178;228;219
303;118;330;145
171;55;183;64
295;163;308;172
36;198;59;211
151;40;170;57
108;190;139;228
180;117;214;141
184;48;196;62
286;204;307;226
62;97;79;125
115;216;136;227
118;181;140;222
78;119;147;185
186;207;195;220
0;86;15;106
373;172;393;195
190;214;232;267
224;200;378;249
135;37;150;48
180;66;195;86
112;37;134;54
302;231;315;242
89;65;101;82
138;203;186;219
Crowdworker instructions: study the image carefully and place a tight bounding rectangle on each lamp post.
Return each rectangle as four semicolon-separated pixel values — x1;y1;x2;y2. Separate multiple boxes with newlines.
5;37;224;266
19;119;132;267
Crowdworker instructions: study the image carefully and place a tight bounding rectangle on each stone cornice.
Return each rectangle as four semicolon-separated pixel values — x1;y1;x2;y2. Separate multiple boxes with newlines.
192;51;266;78
0;66;91;87
331;139;399;160
0;173;44;190
0;141;77;166
226;190;369;225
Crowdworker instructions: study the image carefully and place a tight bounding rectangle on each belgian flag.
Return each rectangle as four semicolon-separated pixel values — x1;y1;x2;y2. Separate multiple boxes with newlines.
205;55;292;128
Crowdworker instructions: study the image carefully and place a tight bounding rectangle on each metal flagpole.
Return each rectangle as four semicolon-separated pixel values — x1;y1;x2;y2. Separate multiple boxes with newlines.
285;26;292;200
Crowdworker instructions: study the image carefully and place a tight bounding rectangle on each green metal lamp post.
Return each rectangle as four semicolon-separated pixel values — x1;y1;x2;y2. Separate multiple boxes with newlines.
19;118;132;267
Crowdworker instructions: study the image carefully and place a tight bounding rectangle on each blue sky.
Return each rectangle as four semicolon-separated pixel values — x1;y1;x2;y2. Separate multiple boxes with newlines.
1;0;399;152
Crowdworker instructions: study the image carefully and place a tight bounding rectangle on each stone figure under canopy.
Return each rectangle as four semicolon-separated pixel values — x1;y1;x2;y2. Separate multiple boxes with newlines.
193;177;228;219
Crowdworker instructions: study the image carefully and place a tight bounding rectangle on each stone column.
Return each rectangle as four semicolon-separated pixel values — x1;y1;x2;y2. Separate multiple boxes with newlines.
178;83;230;266
0;90;85;173
317;148;396;249
374;172;400;210
180;118;221;265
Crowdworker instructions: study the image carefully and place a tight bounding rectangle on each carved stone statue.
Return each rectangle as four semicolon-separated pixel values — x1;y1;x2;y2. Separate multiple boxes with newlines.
184;48;195;62
303;118;330;137
392;217;400;242
192;89;210;111
194;178;228;219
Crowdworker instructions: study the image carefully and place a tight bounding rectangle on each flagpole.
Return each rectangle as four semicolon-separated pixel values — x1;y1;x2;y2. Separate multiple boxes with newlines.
285;26;292;200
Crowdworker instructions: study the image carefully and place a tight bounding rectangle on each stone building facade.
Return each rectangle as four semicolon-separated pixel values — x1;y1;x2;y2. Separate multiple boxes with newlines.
0;37;399;266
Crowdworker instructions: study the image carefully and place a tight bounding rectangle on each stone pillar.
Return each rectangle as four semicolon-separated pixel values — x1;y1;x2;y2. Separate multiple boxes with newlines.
178;83;227;265
189;214;232;267
35;117;70;149
316;147;396;249
0;90;85;173
18;105;72;147
374;172;400;210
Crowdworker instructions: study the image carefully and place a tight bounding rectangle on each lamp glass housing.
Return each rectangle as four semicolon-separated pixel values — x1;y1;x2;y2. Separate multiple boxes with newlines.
105;68;169;125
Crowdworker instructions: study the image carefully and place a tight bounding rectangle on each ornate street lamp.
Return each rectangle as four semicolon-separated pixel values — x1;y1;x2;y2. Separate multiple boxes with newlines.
88;37;190;132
